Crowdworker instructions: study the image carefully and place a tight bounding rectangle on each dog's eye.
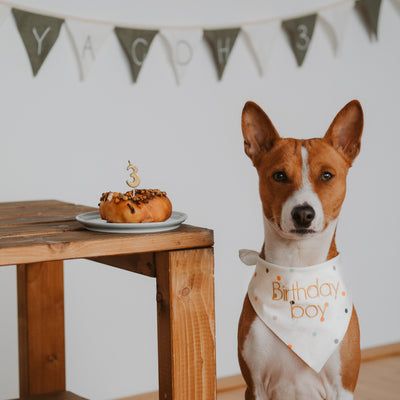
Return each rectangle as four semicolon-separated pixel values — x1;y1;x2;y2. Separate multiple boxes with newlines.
272;171;288;183
320;171;334;182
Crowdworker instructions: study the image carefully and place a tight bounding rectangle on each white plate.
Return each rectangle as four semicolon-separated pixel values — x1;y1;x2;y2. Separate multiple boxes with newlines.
76;211;187;233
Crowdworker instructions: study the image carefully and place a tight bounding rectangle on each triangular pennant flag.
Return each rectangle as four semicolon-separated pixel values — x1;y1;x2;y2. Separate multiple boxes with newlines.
356;0;382;39
12;8;64;76
114;27;158;82
0;4;10;27
242;21;280;76
65;19;112;80
282;14;317;67
319;2;354;54
160;28;202;85
203;28;240;80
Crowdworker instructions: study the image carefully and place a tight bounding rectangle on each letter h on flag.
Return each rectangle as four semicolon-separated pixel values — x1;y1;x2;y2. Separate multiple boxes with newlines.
203;28;240;80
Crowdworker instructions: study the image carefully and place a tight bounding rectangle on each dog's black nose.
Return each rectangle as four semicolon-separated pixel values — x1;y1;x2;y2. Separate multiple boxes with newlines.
291;205;315;228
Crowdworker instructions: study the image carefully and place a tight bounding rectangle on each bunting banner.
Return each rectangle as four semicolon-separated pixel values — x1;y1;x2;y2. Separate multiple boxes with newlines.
12;9;64;76
241;21;280;76
282;14;317;67
319;2;354;54
114;27;158;82
356;0;382;38
160;28;202;84
203;28;240;80
65;20;113;80
0;0;396;82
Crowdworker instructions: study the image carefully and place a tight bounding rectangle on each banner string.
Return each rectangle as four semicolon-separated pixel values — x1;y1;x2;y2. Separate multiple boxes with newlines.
0;0;355;29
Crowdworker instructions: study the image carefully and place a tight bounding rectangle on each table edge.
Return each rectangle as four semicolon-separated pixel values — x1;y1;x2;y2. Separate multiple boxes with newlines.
0;224;214;267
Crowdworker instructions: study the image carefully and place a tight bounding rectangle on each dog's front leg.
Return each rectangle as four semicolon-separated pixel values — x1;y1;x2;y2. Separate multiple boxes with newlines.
238;295;271;400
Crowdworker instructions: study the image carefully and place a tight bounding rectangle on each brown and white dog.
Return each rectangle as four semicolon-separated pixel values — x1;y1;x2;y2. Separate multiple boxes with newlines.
238;100;363;400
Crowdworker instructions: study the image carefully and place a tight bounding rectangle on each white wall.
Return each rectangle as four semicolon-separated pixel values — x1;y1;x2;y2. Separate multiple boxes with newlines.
0;0;399;398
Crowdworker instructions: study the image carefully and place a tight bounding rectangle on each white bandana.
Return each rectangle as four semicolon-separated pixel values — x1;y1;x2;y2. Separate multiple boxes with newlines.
239;249;352;372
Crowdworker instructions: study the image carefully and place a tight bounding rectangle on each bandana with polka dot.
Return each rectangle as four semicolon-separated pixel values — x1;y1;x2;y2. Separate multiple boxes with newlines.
239;249;353;372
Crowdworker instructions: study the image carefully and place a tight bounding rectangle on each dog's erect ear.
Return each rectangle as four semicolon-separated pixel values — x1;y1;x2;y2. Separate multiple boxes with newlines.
242;101;280;165
324;100;364;165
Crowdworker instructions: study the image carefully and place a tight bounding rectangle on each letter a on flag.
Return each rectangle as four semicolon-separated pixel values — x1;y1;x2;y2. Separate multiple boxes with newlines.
65;19;113;80
12;9;64;76
203;28;240;80
114;27;158;82
282;14;317;67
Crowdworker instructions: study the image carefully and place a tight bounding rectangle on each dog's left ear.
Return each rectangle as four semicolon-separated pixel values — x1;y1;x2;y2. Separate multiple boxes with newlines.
242;101;280;166
324;100;364;165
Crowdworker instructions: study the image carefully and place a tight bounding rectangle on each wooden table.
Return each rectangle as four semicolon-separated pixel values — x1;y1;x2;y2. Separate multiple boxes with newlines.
0;200;216;400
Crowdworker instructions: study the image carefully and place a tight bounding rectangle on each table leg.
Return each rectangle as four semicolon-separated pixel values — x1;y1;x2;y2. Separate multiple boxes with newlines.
17;261;66;396
155;248;216;400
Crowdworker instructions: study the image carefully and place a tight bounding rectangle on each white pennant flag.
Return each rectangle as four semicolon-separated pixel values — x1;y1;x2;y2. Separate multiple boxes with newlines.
0;4;10;27
160;28;202;84
319;2;354;55
242;21;280;76
65;19;113;80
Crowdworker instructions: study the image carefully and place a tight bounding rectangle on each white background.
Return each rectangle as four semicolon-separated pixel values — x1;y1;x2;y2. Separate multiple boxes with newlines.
0;0;399;398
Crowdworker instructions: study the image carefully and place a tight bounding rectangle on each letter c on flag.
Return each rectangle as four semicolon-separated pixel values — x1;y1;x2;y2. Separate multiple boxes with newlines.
131;38;148;66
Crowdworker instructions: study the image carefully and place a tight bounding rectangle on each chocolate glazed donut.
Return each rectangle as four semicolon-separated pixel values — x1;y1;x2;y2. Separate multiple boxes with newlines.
99;189;172;223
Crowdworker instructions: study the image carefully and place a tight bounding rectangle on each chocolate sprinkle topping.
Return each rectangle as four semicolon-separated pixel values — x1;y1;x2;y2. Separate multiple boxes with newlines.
100;189;168;207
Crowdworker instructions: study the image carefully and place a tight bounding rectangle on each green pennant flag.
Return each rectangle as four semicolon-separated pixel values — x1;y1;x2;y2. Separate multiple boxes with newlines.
203;28;240;80
114;27;158;82
356;0;382;39
282;14;317;67
12;9;64;76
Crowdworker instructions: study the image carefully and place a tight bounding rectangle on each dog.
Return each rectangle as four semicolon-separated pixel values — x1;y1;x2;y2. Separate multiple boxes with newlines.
238;100;363;400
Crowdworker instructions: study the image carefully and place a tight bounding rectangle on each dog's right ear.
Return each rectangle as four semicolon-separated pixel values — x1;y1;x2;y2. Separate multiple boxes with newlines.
241;101;280;165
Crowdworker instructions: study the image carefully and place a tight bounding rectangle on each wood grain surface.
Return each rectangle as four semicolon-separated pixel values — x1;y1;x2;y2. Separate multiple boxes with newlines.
156;248;216;400
17;261;66;396
0;200;213;266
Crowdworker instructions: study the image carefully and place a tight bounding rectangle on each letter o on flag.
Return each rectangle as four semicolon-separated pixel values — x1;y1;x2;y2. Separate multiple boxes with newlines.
175;40;193;66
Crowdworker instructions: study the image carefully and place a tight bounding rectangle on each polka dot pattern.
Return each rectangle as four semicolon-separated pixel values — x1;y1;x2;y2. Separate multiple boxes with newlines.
243;252;352;373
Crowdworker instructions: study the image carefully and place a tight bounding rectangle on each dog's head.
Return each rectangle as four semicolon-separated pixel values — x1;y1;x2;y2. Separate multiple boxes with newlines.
242;100;363;239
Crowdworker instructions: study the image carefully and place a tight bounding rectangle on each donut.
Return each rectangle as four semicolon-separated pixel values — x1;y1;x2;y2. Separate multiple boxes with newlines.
99;189;172;223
